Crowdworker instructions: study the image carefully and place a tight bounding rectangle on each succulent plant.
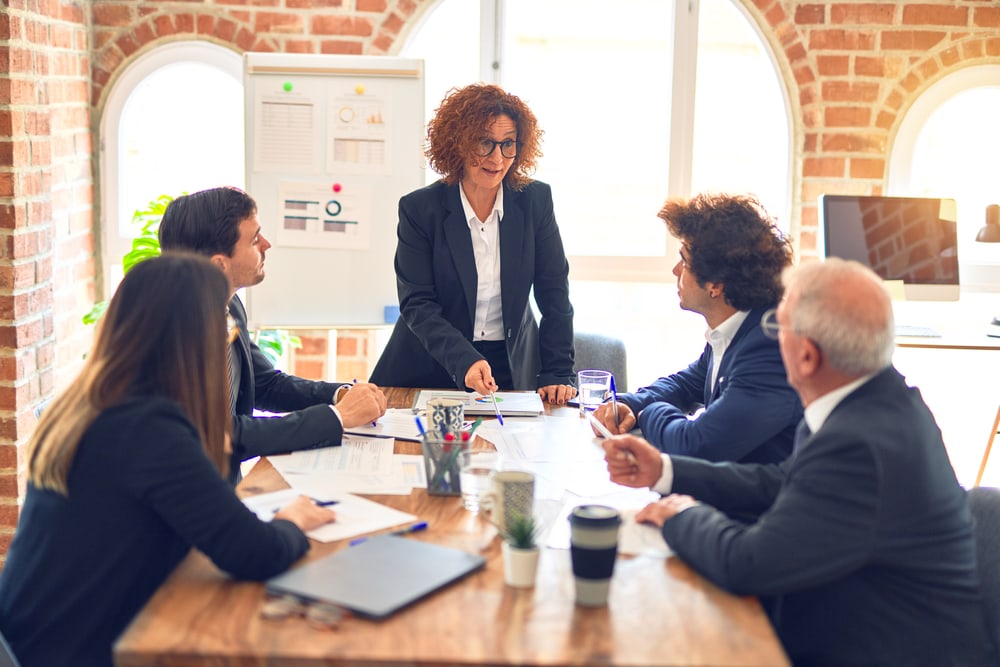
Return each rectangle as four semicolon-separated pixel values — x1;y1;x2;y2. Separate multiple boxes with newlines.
501;512;538;550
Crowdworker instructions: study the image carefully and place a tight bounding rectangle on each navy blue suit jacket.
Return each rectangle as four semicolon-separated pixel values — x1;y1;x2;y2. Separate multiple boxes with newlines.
664;367;997;666
619;306;801;463
370;180;575;390
228;296;341;483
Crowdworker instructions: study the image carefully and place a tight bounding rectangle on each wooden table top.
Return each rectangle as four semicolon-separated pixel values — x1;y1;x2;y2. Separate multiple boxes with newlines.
114;387;789;667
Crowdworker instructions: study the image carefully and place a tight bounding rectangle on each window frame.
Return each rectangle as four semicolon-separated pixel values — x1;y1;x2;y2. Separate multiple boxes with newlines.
98;40;242;299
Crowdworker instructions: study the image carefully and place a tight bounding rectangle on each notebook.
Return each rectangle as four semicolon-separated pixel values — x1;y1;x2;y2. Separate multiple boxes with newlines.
265;535;486;619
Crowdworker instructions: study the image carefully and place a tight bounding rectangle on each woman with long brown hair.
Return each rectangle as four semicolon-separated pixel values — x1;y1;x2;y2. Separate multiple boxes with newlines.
0;253;335;667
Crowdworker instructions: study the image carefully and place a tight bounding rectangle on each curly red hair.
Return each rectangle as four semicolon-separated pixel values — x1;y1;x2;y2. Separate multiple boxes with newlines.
425;83;542;190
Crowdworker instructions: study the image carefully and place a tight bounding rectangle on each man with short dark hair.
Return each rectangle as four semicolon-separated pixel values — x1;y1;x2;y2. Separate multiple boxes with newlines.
603;258;997;665
159;186;386;484
593;193;801;463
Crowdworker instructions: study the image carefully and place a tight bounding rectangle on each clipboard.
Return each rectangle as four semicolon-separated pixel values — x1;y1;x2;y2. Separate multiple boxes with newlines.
265;535;485;619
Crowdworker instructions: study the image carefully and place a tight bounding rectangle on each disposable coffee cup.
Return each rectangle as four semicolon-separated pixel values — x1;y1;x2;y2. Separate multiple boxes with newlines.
568;504;621;606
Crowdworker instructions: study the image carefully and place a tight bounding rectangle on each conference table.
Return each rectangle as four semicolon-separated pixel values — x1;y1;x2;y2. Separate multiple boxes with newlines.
113;387;789;667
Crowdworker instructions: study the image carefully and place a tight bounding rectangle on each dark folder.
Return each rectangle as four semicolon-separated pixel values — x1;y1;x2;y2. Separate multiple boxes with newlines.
265;535;486;619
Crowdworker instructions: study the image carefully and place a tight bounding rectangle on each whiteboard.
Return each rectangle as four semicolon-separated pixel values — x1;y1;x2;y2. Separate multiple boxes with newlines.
243;53;424;328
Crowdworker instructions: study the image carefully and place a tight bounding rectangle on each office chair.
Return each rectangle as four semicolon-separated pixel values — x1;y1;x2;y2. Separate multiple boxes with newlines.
968;486;1000;654
574;332;628;392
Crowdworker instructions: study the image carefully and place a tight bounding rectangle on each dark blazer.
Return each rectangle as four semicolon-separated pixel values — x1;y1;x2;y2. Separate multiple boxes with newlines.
228;296;342;484
663;367;997;666
619;306;801;463
0;397;308;667
369;180;575;390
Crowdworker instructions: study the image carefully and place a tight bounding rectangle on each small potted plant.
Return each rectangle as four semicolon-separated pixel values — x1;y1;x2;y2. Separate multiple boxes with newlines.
500;512;540;588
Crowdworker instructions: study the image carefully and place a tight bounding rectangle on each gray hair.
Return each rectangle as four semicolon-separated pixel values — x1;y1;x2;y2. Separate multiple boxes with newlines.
784;258;894;376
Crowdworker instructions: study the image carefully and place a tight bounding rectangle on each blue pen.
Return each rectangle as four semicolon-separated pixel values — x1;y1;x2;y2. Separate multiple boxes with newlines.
414;415;426;438
610;375;620;431
350;521;429;546
489;391;504;426
272;498;339;514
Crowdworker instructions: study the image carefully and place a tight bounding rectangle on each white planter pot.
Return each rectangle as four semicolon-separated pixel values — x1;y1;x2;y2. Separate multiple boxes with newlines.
502;542;539;588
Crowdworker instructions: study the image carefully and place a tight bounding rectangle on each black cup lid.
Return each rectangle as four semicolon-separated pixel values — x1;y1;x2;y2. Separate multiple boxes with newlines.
568;504;621;527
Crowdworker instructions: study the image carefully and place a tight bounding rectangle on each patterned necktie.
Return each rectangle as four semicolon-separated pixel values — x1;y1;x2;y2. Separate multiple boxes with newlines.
227;339;241;413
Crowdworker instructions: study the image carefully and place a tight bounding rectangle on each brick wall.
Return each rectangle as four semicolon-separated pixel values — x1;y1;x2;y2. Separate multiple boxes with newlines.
0;0;998;560
0;0;91;556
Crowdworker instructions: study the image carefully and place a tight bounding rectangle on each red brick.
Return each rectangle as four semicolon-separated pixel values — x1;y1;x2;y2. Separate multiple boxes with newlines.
881;30;947;51
830;3;896;24
854;56;884;77
809;29;876;51
803;157;846;178
974;7;1000;28
293;359;325;381
822;81;880;103
817;55;849;76
849;158;885;179
902;5;968;27
794;4;825;24
311;16;374;37
357;0;388;11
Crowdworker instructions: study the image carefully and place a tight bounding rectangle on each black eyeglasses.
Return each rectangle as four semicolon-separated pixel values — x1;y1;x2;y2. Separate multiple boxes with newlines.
474;138;519;159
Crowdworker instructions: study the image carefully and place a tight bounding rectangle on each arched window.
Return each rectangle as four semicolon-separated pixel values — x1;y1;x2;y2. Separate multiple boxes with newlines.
888;65;1000;291
99;41;244;297
400;0;791;386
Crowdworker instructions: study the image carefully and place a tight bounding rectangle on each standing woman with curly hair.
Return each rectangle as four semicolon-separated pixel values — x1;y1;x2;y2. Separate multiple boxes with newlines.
370;84;577;405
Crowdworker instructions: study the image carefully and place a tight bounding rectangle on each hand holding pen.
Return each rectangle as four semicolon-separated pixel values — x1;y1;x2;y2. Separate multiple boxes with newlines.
335;381;387;429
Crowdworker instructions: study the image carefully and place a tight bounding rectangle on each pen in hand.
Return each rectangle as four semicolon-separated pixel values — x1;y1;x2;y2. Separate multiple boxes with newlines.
353;378;378;427
610;375;620;431
489;391;504;426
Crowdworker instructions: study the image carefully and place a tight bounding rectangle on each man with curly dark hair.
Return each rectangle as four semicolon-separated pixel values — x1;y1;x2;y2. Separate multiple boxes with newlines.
592;193;802;463
370;84;576;405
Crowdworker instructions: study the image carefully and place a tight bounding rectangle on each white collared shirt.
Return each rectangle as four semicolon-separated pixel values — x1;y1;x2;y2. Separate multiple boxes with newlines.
460;185;504;341
706;310;749;391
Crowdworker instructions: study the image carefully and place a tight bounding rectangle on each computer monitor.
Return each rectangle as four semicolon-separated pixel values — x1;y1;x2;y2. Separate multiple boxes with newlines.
819;194;960;301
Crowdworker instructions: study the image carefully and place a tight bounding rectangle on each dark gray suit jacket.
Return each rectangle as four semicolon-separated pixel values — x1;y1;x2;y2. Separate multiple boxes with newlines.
663;366;996;666
370;180;575;390
228;296;341;484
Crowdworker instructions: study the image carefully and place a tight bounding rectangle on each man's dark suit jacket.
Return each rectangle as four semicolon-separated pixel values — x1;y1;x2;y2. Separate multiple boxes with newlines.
370;180;575;391
228;296;341;484
619;306;801;463
663;366;997;666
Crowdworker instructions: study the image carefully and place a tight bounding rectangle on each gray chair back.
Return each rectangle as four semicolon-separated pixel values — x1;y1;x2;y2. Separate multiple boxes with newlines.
968;486;1000;655
573;332;627;392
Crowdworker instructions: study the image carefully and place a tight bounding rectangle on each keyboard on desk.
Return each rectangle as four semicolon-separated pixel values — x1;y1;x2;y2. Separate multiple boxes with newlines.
894;324;943;338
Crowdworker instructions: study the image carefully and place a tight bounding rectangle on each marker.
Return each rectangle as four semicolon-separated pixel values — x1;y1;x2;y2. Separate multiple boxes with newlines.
414;415;427;438
489;391;504;426
609;375;620;431
350;521;428;546
354;378;378;427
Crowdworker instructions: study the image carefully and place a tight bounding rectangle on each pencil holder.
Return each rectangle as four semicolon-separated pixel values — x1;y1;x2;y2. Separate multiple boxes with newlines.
426;398;464;439
422;436;464;496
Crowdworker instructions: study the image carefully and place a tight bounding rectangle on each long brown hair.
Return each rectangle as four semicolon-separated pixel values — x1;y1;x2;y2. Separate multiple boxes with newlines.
28;252;232;493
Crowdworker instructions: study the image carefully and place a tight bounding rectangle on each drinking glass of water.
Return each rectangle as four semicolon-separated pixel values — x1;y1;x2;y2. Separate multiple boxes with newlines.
577;369;612;416
459;451;499;512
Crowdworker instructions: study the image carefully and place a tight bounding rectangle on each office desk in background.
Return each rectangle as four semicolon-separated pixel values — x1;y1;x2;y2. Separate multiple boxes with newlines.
892;293;1000;487
114;387;789;667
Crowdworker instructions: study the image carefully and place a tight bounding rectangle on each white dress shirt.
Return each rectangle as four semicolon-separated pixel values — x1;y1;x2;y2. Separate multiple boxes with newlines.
460;184;504;342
